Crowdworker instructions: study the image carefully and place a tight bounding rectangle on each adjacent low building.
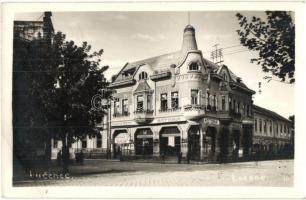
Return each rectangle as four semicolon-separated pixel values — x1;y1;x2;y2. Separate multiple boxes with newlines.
253;105;293;159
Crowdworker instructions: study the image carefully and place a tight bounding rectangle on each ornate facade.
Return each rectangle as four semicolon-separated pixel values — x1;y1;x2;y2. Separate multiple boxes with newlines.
108;25;256;162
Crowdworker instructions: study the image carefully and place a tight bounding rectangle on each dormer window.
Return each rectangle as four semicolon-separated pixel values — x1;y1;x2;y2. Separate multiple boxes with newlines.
189;62;199;71
139;72;148;80
222;73;228;81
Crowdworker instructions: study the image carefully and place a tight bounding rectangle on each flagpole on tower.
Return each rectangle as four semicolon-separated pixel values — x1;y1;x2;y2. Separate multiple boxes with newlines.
188;11;190;25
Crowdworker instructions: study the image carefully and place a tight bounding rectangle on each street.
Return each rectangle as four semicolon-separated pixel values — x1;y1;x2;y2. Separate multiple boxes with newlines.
14;159;293;187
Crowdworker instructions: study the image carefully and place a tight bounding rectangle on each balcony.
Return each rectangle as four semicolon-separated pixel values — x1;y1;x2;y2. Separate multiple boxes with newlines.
159;107;182;113
183;104;205;120
113;112;130;118
134;109;154;124
218;109;242;121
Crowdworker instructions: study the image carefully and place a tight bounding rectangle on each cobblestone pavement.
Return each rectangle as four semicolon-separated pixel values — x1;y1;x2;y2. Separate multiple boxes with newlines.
14;159;293;187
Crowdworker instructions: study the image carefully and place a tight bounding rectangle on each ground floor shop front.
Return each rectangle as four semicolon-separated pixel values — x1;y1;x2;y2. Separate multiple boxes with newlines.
111;117;253;162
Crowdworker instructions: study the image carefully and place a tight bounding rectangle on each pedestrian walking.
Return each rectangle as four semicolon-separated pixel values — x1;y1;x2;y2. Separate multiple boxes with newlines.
57;150;62;166
177;151;182;164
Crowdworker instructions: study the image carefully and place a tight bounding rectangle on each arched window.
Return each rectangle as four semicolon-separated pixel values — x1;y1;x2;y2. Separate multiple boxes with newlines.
189;62;199;71
139;71;148;80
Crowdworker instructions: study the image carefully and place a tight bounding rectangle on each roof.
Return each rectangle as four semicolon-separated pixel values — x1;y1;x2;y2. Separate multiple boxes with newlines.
253;105;291;123
134;80;152;92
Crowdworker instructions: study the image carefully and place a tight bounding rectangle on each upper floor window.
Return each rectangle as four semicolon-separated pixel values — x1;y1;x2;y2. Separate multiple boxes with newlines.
191;89;199;105
161;93;168;111
259;119;262;133
270;123;272;133
147;95;152;110
136;95;144;111
255;119;258;132
189;62;199;71
114;100;120;114
139;71;148;80
122;99;129;115
221;96;226;110
171;92;179;109
247;105;250;116
264;121;267;133
280;124;283;133
229;96;232;110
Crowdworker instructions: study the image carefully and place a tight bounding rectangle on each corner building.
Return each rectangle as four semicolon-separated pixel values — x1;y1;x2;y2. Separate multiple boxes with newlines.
109;25;255;162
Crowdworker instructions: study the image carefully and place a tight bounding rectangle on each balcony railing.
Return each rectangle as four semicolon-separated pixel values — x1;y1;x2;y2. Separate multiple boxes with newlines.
219;109;242;120
134;109;154;114
159;107;181;113
184;104;206;111
113;112;130;118
134;109;154;124
183;104;205;120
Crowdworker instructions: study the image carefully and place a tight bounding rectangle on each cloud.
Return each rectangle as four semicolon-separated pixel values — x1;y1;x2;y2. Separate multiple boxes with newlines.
132;33;166;42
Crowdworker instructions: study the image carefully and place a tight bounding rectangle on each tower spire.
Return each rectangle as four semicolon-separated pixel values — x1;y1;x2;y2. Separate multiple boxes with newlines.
181;24;198;53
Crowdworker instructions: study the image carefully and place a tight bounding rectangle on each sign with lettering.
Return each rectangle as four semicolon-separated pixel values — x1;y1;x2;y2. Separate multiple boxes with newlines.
204;118;220;126
154;117;184;124
112;121;136;127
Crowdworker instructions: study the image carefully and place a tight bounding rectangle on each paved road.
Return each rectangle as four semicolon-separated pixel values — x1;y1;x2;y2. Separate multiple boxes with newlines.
14;159;293;187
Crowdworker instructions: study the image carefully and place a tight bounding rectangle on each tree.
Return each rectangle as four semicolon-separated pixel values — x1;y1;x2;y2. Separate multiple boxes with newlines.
50;32;109;173
236;11;295;83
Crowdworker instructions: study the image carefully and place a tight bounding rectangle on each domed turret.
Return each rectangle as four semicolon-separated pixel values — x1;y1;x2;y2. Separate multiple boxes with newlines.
181;24;198;53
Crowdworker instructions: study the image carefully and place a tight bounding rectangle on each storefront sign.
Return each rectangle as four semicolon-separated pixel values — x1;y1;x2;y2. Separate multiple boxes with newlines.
154;117;183;124
112;121;136;127
114;133;130;144
204;118;220;126
168;136;175;147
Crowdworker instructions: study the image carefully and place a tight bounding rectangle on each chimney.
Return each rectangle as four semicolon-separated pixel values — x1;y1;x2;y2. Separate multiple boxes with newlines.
181;25;198;53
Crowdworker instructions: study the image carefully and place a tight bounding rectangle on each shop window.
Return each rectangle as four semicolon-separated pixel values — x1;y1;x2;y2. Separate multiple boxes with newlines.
82;138;87;148
136;95;144;111
161;93;168;111
191;90;199;105
53;140;58;148
96;134;102;148
189;62;199;71
171;92;179;109
139;71;148;80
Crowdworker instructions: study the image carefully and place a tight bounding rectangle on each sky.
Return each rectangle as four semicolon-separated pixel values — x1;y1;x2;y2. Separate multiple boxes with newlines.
15;11;294;118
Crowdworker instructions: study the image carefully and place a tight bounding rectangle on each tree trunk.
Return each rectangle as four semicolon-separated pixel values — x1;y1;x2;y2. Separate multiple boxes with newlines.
61;132;70;174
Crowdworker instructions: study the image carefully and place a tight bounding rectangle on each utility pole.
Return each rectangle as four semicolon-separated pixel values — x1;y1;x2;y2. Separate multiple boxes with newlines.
211;44;224;64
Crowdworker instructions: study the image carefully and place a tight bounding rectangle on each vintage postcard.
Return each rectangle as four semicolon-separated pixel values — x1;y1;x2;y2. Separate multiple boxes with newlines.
1;1;305;199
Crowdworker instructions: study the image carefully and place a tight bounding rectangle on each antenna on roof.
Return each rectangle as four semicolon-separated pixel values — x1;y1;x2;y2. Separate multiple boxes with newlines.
188;11;190;25
210;44;224;64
